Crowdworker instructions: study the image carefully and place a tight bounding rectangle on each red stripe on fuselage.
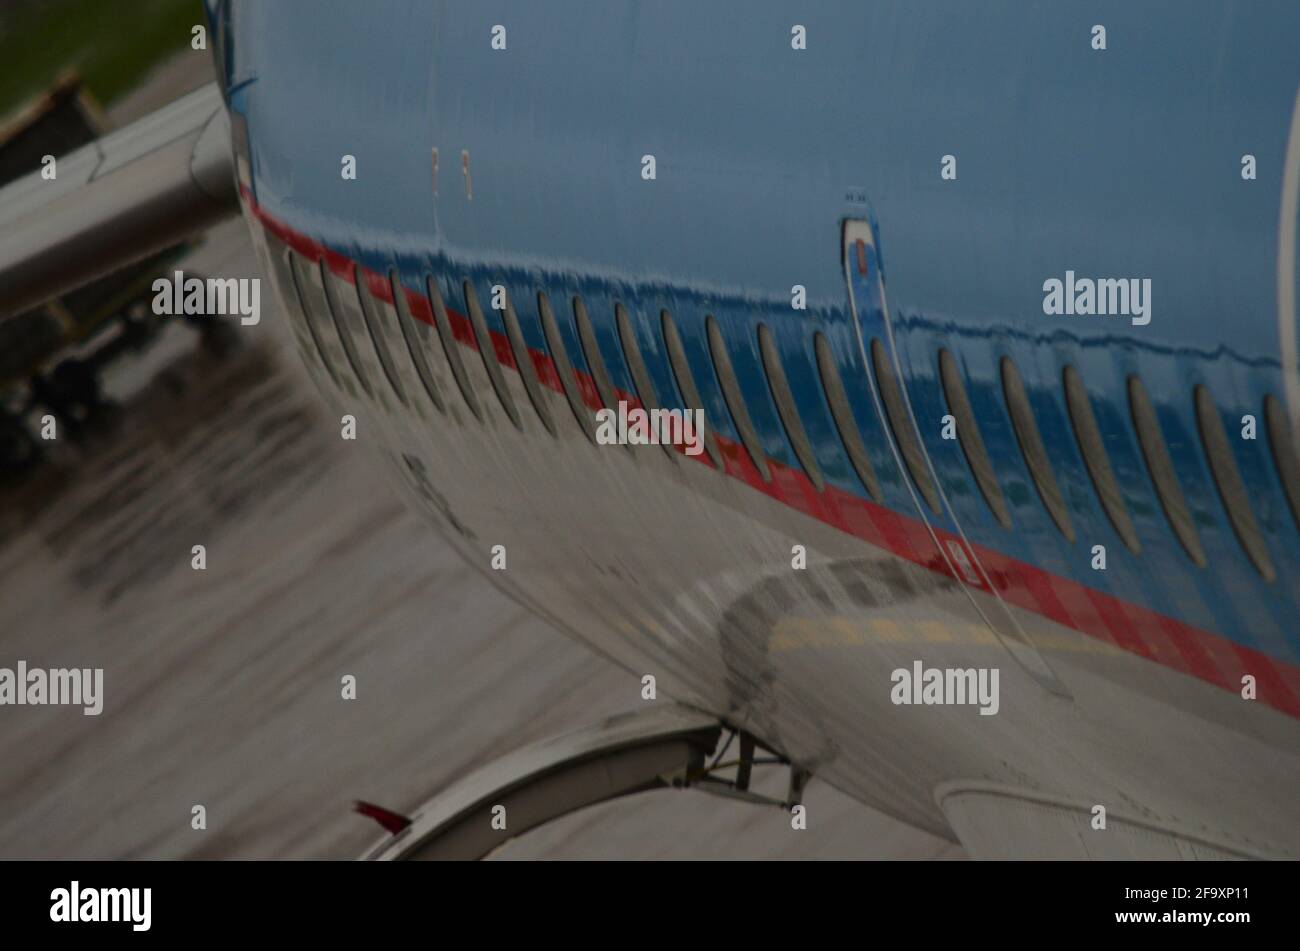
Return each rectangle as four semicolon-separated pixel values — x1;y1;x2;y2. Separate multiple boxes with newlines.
242;191;1300;720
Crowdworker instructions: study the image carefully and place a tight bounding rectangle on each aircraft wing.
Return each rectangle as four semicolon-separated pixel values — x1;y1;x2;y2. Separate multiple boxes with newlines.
0;82;238;320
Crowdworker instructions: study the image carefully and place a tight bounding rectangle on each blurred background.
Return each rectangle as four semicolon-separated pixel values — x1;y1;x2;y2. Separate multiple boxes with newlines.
0;0;206;115
0;1;961;859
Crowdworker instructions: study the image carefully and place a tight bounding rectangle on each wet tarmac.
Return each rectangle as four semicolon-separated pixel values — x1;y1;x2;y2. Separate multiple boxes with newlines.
0;58;962;860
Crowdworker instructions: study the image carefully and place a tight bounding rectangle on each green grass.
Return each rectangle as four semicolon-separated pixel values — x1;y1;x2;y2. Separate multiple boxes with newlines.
0;0;206;118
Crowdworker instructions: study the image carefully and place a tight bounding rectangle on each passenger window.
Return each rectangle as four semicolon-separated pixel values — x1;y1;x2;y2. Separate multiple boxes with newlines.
319;261;376;399
1127;376;1206;567
355;268;410;407
284;250;342;389
811;332;883;501
615;304;676;462
537;292;596;442
500;289;556;436
1063;365;1138;553
388;269;446;413
757;324;823;491
1195;384;1275;581
1000;356;1074;542
871;338;941;515
705;315;771;482
814;333;882;502
290;253;363;399
426;277;481;421
938;348;1010;528
661;309;723;468
572;296;620;414
463;281;521;429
